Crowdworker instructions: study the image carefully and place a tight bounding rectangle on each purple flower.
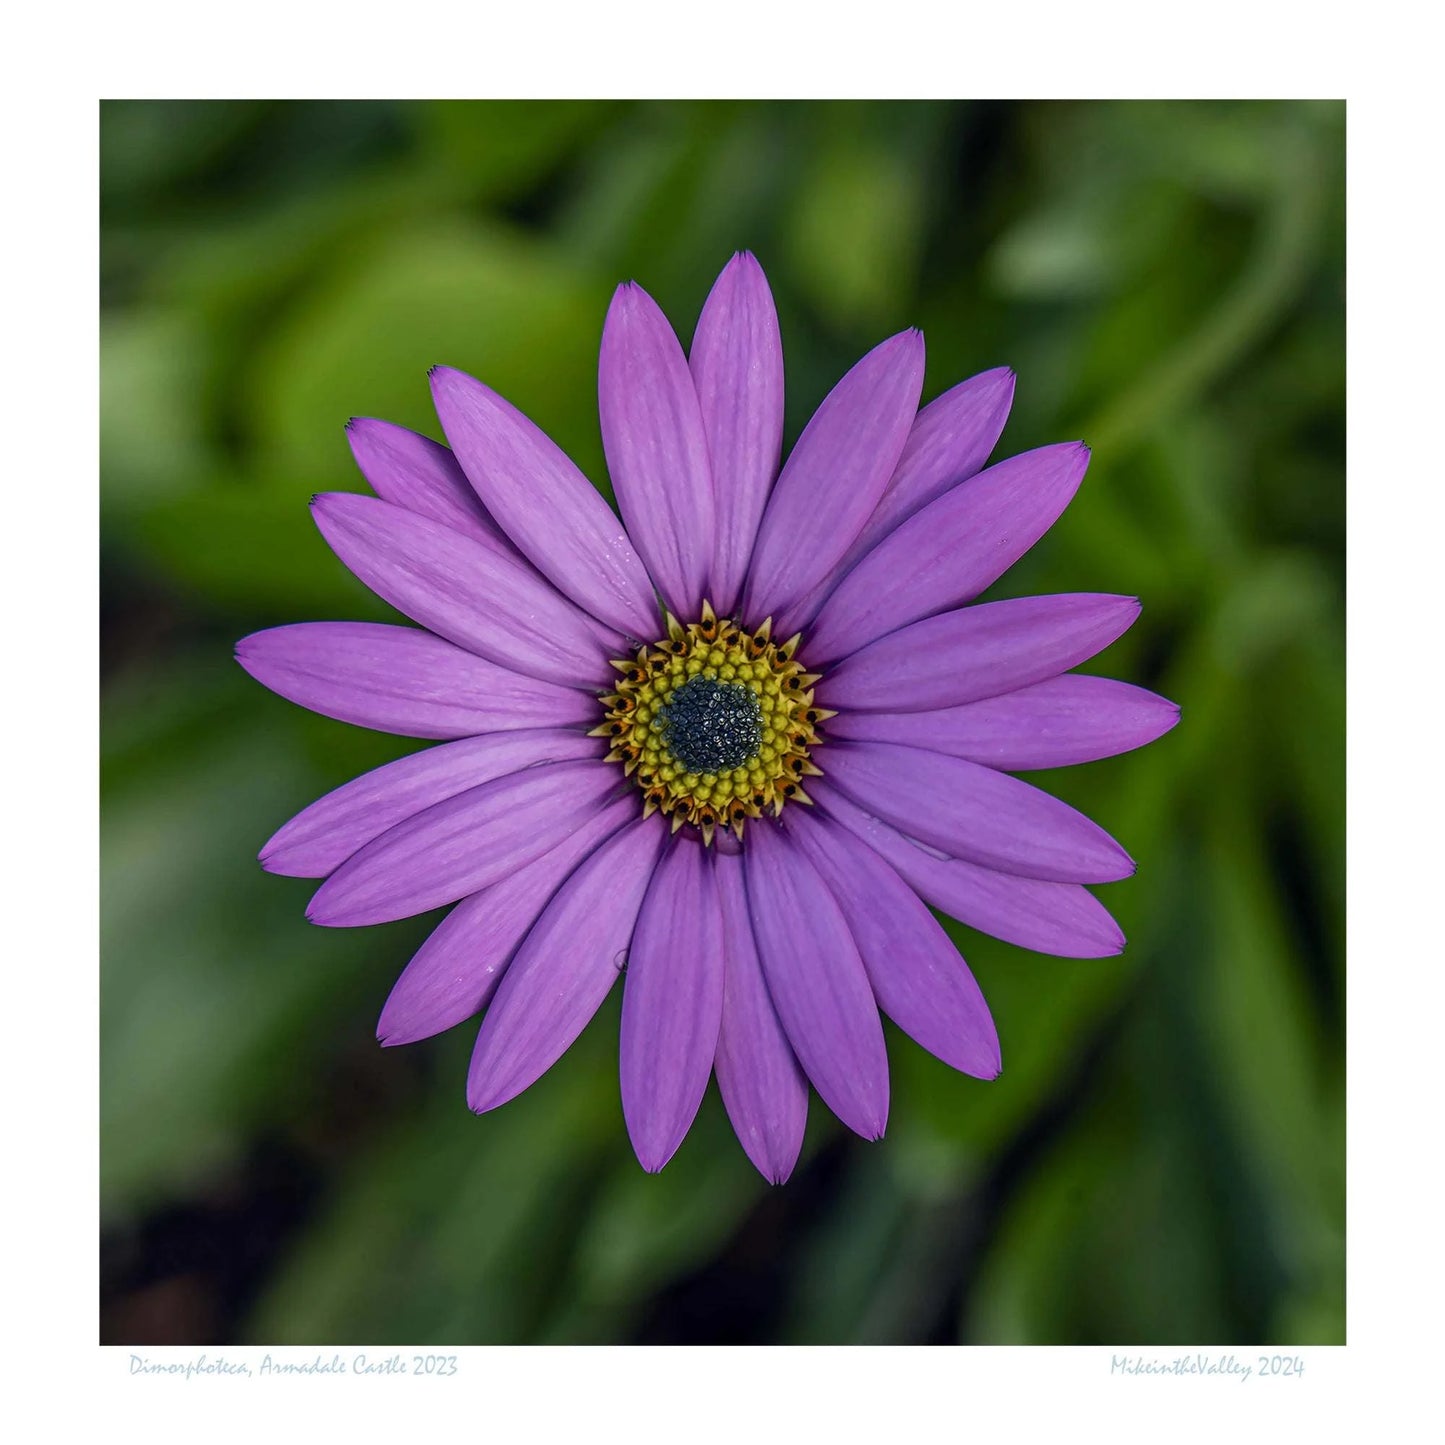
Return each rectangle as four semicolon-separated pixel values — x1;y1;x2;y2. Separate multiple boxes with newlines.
238;253;1178;1182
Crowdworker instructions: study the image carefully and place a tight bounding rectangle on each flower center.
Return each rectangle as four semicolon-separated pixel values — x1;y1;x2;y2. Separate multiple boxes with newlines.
656;674;763;774
595;602;831;844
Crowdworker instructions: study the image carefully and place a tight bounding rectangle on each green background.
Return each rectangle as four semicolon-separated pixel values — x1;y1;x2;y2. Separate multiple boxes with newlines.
100;99;1344;1345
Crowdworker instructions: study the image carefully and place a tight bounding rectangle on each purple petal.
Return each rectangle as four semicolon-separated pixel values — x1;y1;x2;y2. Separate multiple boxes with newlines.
429;366;658;640
599;282;715;619
713;851;808;1184
806;441;1091;667
236;622;598;738
260;728;605;879
346;417;511;553
829;675;1181;771
782;366;1015;630
377;794;636;1046
690;253;784;617
467;812;667;1112
307;760;623;926
620;837;726;1172
743;822;888;1140
312;493;621;688
822;740;1134;883
813;780;1125;957
744;331;925;625
853;366;1016;558
817;594;1140;713
786;809;1000;1078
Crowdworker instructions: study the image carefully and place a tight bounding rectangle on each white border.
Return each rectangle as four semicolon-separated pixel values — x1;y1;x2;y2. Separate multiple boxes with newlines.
7;0;1434;1434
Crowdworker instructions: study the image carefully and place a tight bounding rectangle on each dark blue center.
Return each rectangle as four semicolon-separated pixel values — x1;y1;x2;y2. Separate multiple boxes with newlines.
656;676;763;774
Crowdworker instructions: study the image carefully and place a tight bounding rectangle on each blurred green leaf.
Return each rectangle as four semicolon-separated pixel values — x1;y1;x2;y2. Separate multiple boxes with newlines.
784;135;927;332
781;1149;914;1343
100;310;213;508
569;1092;768;1310
968;1108;1236;1344
247;220;606;489
128;481;396;617
1081;116;1329;457
1197;783;1344;1333
102;671;376;1211
422;100;609;199
101;100;267;204
249;1016;622;1344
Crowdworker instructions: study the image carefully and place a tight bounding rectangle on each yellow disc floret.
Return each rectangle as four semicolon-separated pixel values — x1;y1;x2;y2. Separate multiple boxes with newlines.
592;601;832;845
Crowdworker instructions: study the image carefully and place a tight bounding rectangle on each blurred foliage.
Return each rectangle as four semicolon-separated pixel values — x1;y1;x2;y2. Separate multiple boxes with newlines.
100;100;1344;1346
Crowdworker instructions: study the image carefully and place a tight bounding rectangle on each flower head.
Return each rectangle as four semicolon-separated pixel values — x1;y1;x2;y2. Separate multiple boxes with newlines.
238;253;1179;1182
